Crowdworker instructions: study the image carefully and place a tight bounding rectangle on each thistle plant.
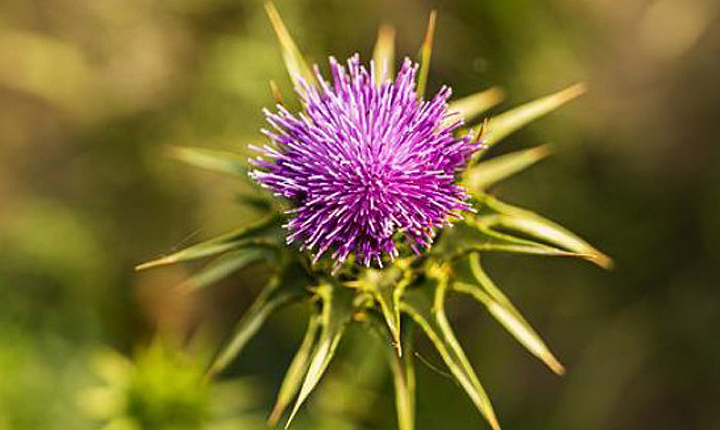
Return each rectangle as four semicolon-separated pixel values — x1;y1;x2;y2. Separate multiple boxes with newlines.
138;4;611;430
79;341;268;430
79;342;210;430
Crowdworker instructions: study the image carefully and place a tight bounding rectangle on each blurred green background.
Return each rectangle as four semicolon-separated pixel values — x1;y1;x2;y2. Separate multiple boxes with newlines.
1;0;719;429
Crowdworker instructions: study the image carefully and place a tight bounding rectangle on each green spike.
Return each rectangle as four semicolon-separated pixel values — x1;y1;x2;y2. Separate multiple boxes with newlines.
265;2;316;90
356;263;412;356
269;314;321;426
454;254;565;375
480;195;613;269
285;284;356;428
372;24;396;84
363;312;417;430
416;10;437;99
435;215;584;260
208;262;310;376
178;247;277;294
446;87;504;125
389;324;416;430
169;146;248;178
463;144;550;191
135;215;281;270
474;83;586;158
401;267;502;430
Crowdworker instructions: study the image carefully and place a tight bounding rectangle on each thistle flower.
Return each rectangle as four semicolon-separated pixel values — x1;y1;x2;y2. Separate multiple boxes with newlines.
251;55;474;267
138;4;612;430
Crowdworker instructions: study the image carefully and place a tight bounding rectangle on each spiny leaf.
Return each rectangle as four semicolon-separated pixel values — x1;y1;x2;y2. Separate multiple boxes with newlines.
208;281;297;376
355;263;412;356
269;314;321;426
416;10;437;99
269;79;284;105
436;217;584;260
463;144;550;191
208;261;310;376
368;269;403;355
450;194;610;264
309;334;389;426
170;146;248;178
389;322;416;430
401;270;501;430
178;247;277;294
265;2;316;90
135;215;282;270
285;284;356;428
453;254;565;375
363;312;416;430
446;87;504;125
478;83;586;153
479;195;612;269
377;284;403;355
168;146;275;211
372;24;395;84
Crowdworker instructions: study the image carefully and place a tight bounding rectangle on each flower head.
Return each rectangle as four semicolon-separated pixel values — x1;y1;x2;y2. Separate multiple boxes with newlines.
251;54;475;266
138;7;607;430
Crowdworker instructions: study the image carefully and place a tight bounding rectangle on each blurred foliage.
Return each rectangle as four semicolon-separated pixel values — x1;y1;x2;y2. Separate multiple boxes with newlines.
1;0;719;429
78;339;268;430
80;342;210;430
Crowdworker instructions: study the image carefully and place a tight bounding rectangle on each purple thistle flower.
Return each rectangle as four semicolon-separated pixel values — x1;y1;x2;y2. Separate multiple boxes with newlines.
250;54;476;267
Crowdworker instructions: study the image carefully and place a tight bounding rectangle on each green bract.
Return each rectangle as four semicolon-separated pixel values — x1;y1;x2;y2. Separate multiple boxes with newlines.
138;4;611;430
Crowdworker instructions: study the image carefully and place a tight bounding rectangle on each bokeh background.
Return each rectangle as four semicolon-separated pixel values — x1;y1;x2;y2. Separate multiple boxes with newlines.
1;0;719;429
